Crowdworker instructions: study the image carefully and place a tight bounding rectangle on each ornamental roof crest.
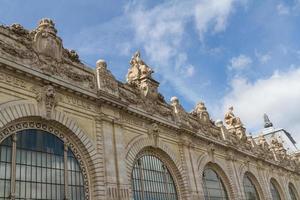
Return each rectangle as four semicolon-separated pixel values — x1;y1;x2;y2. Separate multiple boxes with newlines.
126;51;153;86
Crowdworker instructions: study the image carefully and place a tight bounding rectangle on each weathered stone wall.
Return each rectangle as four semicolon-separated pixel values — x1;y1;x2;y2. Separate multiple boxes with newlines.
0;19;299;200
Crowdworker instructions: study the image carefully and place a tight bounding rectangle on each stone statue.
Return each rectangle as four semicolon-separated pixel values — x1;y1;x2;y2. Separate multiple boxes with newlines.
36;85;57;120
126;51;153;85
192;102;210;123
270;135;287;160
270;136;285;152
224;106;242;127
264;113;273;128
257;135;270;151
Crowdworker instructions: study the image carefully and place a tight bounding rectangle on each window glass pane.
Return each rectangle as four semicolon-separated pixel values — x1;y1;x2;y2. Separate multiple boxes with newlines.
243;175;259;200
131;155;178;200
202;168;229;200
0;130;86;200
270;181;281;200
68;149;85;200
289;183;298;200
15;129;65;200
0;136;12;198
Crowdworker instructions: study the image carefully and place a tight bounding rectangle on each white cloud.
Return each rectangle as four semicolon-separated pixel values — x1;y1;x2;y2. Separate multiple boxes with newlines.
220;67;300;143
126;0;243;103
255;51;271;64
277;3;290;15
194;0;237;40
228;54;252;70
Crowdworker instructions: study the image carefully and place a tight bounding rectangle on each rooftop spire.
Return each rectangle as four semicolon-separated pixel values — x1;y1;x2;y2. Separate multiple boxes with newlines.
264;113;273;128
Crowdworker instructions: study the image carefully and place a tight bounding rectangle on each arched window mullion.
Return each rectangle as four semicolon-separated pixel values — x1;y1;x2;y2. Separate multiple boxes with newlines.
131;154;178;200
243;174;260;200
289;183;298;200
63;143;69;200
10;134;16;200
270;180;281;200
0;129;86;200
162;164;170;200
202;168;229;200
138;159;145;200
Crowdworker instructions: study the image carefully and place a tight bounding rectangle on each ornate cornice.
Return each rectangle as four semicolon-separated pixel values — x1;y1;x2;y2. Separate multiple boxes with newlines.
1;19;299;175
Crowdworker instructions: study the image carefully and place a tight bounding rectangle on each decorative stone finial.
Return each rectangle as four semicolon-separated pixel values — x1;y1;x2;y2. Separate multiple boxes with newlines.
37;18;57;35
96;59;107;69
264;113;273;128
191;101;210;123
96;59;119;96
215;120;223;127
170;96;179;105
170;97;190;127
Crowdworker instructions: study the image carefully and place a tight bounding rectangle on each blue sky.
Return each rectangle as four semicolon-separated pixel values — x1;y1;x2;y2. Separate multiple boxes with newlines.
1;0;300;144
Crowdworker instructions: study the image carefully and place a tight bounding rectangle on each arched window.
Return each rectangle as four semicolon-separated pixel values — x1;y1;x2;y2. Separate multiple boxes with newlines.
270;180;281;200
202;168;229;200
131;155;178;200
289;183;298;200
243;174;260;200
0;129;85;200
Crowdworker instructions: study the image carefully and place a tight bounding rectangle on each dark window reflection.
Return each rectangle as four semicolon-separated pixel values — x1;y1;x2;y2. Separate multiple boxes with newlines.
68;149;85;200
202;168;229;200
289;183;298;200
0;129;86;200
131;155;178;200
0;136;12;199
270;181;281;200
243;174;259;200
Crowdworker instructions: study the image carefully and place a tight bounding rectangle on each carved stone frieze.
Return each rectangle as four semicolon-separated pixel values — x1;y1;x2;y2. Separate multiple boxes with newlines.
0;19;96;90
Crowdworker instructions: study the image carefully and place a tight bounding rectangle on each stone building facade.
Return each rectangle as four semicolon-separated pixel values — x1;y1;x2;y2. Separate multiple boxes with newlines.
0;18;299;200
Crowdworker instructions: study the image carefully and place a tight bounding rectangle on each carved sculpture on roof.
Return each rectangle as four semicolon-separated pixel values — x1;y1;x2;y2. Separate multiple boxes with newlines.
290;154;300;169
191;101;210;123
33;18;62;61
96;59;119;96
0;18;95;90
119;51;173;117
126;51;153;86
257;135;270;151
170;97;190;127
270;135;288;162
9;23;29;36
224;106;243;127
66;49;80;63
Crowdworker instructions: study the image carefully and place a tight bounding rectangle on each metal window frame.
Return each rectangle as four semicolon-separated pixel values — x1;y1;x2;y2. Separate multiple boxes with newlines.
0;130;85;200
